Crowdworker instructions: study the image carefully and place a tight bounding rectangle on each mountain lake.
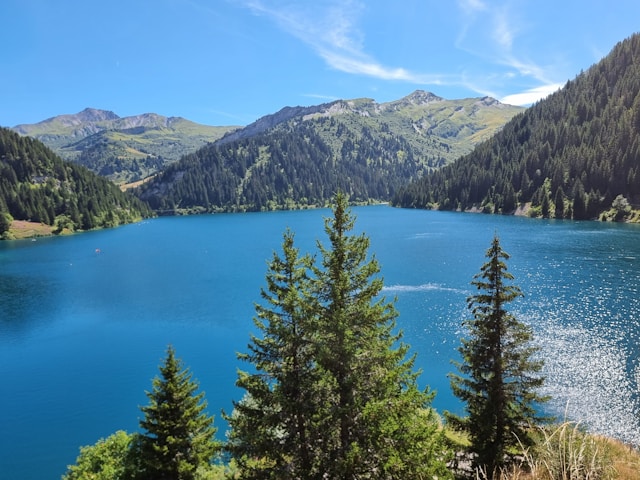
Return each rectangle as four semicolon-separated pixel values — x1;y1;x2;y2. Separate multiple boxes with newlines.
2;205;640;479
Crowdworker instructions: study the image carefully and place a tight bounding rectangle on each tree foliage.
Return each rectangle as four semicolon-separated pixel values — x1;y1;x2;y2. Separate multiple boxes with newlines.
227;193;452;479
448;235;547;475
138;346;220;480
394;33;640;221
0;127;151;233
62;430;138;480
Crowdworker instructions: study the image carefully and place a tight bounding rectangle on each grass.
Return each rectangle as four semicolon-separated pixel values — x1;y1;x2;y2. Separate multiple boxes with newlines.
600;436;640;479
445;421;640;480
6;220;55;239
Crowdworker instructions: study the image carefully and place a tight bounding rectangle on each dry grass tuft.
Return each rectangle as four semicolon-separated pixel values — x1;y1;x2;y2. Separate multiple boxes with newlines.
469;422;640;480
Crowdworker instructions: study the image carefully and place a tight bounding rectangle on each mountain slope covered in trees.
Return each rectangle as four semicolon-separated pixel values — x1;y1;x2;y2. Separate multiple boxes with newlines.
0;127;152;238
136;91;522;212
393;34;640;221
11;108;237;184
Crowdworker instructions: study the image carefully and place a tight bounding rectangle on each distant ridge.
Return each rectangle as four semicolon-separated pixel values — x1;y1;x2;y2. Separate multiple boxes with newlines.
11;109;239;184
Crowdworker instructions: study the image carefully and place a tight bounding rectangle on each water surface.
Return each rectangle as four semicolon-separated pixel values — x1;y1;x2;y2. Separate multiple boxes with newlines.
1;206;640;479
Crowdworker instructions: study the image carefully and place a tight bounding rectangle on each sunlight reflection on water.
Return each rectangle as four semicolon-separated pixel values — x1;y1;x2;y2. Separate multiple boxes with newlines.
533;316;640;444
518;254;640;444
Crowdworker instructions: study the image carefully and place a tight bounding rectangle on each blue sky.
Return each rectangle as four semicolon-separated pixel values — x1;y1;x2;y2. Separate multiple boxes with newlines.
2;0;639;127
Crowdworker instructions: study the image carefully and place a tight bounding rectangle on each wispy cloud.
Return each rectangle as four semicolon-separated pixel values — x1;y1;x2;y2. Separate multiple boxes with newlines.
457;0;487;15
492;9;514;49
302;93;340;102
237;0;437;83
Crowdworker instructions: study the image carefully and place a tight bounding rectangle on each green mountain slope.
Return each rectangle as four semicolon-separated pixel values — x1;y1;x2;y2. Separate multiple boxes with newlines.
136;91;523;213
393;34;640;221
12;109;238;184
0;127;152;238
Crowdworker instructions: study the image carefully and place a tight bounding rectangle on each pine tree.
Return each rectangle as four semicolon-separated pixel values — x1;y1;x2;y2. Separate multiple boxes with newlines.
228;193;451;479
448;235;547;475
138;346;220;480
226;229;322;479
311;193;449;478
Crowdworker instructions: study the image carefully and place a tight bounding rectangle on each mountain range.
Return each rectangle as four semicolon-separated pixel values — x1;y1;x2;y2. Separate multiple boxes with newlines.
11;109;238;184
1;90;522;237
12;93;522;195
135;91;523;213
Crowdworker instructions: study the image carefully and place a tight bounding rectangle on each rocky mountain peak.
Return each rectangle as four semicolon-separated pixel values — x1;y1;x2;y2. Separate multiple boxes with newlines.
74;108;120;123
403;90;444;105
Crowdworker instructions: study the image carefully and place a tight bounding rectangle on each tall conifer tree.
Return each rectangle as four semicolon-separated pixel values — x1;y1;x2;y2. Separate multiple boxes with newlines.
138;346;219;480
448;235;547;475
314;193;450;478
226;229;322;479
229;193;451;479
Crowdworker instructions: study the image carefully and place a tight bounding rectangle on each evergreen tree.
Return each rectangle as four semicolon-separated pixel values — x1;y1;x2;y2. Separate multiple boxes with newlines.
315;194;450;479
554;186;565;219
311;193;449;478
448;235;547;476
226;229;322;479
228;193;451;479
138;346;220;480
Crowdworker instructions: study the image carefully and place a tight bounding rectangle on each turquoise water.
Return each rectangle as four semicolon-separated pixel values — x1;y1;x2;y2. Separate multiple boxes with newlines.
2;206;640;479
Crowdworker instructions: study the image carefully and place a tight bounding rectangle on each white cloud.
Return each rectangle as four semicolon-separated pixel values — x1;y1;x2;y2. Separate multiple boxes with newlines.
501;83;562;106
319;49;448;84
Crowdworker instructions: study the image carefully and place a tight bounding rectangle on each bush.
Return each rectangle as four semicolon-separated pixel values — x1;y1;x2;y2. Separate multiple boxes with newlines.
0;212;12;236
62;431;138;480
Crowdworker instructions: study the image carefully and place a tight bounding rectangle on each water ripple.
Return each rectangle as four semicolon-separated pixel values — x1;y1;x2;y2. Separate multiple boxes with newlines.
382;283;468;295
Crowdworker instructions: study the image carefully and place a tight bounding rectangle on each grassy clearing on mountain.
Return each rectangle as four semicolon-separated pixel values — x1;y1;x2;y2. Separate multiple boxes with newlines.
7;220;56;239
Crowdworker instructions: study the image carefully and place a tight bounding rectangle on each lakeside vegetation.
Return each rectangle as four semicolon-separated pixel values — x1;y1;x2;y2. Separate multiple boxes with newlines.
62;196;640;479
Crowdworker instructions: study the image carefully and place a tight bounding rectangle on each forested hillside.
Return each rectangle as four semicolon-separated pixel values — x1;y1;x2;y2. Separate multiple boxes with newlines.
0;127;152;238
393;34;640;221
12;108;237;184
136;91;522;212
